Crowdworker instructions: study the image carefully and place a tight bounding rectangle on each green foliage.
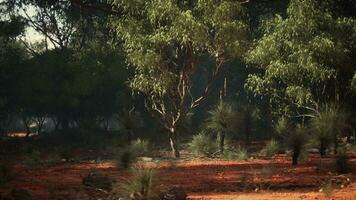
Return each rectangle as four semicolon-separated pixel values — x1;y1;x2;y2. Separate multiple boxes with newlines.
110;167;159;200
246;0;356;116
206;101;237;135
259;139;279;158
116;148;136;169
311;104;349;155
188;132;217;157
111;0;250;157
222;145;249;160
288;124;309;165
130;138;151;157
116;138;151;169
273;117;292;142
0;164;15;185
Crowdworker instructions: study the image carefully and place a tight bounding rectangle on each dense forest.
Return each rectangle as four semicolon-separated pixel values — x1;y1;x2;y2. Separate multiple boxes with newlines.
0;0;355;199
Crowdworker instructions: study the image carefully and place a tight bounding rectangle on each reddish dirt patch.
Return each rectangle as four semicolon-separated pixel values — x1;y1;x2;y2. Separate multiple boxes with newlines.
0;153;355;199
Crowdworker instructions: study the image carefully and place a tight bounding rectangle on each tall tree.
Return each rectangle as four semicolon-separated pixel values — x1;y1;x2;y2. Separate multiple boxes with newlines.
111;0;250;157
245;0;356;118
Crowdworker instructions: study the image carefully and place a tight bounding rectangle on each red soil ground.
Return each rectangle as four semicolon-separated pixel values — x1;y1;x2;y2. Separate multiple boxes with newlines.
0;153;355;200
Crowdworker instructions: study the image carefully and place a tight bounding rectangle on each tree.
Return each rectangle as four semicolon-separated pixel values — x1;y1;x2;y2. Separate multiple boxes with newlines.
205;101;237;154
0;10;27;135
245;0;356;118
111;0;250;157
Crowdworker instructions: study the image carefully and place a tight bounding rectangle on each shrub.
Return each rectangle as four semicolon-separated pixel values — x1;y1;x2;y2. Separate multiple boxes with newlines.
205;101;237;153
0;164;15;185
188;132;217;157
273;117;292;142
116;147;137;169
115;138;151;169
223;145;248;161
259;139;279;158
110;167;159;200
287;124;309;165
130;138;150;157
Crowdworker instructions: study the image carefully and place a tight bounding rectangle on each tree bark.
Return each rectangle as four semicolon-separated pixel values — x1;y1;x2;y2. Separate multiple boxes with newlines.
218;132;225;154
169;129;180;158
127;129;133;143
292;149;300;165
333;135;338;154
320;141;326;157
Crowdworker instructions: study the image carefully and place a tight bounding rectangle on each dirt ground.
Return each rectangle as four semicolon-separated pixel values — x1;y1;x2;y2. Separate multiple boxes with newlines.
0;153;355;200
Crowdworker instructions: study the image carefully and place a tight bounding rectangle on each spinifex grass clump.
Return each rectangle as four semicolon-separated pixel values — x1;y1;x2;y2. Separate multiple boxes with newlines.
223;146;249;161
287;125;309;165
188;132;217;157
259;139;279;158
109;167;159;200
116;138;151;169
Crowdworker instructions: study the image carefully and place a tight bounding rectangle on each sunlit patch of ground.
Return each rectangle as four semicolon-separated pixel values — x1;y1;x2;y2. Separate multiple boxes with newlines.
6;132;37;137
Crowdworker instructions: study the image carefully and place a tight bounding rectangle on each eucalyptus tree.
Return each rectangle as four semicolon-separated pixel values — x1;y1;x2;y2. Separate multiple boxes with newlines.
111;0;250;157
245;0;356;118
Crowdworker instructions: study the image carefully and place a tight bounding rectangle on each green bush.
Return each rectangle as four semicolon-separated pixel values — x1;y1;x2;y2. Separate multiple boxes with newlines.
109;167;159;200
116;148;137;169
115;138;151;169
223;146;248;161
287;124;309;165
188;132;217;157
130;138;150;157
0;164;15;185
259;139;279;158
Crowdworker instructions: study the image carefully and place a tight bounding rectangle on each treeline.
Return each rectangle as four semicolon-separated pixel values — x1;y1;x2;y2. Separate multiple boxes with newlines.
0;0;355;157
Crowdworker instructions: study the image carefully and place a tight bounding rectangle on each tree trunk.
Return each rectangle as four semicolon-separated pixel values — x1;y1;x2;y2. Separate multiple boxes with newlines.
333;135;338;154
127;129;133;143
292;149;300;165
169;129;180;158
320;140;327;157
218;132;225;154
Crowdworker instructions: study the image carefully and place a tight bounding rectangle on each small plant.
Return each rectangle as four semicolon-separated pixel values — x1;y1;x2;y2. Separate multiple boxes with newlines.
259;139;279;158
205;101;237;153
287;124;309;165
273;117;291;142
0;164;15;185
116;138;151;169
130;138;150;157
223;145;248;160
188;132;217;157
235;146;249;161
320;181;334;197
116;147;137;169
335;148;349;174
110;167;159;200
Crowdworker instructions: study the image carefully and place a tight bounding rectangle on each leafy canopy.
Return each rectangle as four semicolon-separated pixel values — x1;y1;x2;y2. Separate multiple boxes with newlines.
245;0;356;116
111;0;249;102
